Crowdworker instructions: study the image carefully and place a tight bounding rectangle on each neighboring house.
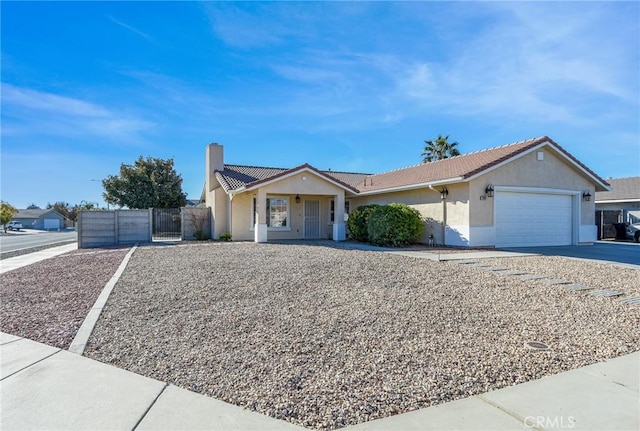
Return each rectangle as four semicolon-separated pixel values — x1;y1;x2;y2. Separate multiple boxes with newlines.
595;177;640;224
12;209;67;230
204;136;610;247
185;199;202;207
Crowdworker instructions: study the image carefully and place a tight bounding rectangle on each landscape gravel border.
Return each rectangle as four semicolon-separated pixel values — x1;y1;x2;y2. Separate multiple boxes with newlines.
69;245;138;354
0;246;132;349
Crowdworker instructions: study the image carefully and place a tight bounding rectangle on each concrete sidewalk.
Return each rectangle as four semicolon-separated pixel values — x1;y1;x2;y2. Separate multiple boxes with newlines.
0;332;304;431
0;243;77;274
1;332;638;431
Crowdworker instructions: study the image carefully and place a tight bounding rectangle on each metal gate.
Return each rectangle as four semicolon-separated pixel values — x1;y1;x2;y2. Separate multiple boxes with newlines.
596;210;623;240
152;208;181;241
304;200;321;239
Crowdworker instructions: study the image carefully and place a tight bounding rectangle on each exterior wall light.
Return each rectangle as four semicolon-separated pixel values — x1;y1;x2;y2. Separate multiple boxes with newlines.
485;184;494;198
440;187;449;200
582;191;591;202
295;194;301;204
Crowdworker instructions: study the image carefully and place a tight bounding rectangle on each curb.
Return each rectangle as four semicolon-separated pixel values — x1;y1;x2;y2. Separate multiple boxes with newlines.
69;244;138;355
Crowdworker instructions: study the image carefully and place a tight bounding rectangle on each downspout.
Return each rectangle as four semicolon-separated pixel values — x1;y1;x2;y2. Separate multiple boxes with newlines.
228;193;233;239
429;184;446;246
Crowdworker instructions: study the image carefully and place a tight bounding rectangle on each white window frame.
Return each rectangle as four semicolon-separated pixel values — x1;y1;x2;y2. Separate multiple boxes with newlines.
251;195;291;231
329;199;351;224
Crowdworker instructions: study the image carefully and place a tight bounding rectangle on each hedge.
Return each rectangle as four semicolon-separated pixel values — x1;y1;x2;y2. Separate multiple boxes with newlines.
366;203;424;247
347;204;380;242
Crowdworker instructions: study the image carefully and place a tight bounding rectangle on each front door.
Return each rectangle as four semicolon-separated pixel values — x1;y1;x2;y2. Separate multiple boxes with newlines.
304;200;321;239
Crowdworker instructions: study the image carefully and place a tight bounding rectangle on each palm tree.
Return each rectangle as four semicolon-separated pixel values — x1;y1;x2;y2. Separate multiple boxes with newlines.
421;134;461;163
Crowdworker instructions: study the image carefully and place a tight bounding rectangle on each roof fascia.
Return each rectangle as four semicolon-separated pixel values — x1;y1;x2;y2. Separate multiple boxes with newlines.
464;141;612;191
595;198;640;204
356;178;464;196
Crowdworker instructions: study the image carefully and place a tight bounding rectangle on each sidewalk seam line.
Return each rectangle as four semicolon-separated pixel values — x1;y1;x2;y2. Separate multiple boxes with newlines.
475;393;546;431
0;337;24;347
132;382;169;431
576;369;639;394
0;350;61;381
68;244;138;355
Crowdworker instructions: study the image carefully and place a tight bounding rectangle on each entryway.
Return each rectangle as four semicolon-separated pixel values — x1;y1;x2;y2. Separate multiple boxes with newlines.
304;200;321;239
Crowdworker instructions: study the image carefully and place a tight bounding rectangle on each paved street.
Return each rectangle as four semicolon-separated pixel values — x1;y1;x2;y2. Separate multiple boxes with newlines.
0;230;77;253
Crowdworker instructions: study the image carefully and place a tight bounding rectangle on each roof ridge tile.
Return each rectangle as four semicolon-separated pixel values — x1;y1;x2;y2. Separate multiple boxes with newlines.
223;163;288;171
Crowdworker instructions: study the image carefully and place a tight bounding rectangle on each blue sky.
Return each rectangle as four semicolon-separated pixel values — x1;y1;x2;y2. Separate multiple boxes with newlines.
2;1;638;209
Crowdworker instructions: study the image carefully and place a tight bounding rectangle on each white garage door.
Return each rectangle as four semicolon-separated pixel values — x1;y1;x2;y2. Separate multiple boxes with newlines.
495;192;573;247
44;218;60;230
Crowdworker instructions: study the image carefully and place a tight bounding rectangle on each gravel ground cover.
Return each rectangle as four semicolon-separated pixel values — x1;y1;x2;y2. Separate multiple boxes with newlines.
0;247;130;349
483;256;640;298
85;242;640;430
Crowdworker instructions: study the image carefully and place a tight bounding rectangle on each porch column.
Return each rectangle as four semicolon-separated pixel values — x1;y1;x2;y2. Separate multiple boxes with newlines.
255;189;268;243
333;193;346;241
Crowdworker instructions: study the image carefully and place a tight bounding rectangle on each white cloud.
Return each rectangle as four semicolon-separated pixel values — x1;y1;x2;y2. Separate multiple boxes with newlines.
389;2;638;125
1;83;155;142
203;2;286;48
107;15;154;42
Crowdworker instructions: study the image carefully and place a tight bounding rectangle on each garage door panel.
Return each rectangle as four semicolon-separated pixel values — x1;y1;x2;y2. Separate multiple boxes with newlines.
495;192;573;247
44;219;60;230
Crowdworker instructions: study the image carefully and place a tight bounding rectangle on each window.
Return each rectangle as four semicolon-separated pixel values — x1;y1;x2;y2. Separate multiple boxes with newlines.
330;199;351;223
267;197;288;228
252;196;290;230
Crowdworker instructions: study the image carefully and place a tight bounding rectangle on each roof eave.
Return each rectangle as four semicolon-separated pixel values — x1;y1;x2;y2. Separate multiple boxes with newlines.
595;198;640;204
464;140;611;191
356;177;464;196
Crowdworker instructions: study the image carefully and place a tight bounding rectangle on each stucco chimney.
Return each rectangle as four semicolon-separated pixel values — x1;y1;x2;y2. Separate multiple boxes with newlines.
206;143;224;192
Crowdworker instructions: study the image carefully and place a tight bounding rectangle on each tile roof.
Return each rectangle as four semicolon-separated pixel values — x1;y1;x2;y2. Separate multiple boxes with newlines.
357;136;609;193
15;209;61;219
216;164;370;193
215;165;288;192
595;177;640;202
213;136;610;195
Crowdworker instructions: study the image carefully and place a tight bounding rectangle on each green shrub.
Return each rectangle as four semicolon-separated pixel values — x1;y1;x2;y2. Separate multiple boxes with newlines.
347;204;380;242
219;231;232;242
194;230;210;241
367;203;424;247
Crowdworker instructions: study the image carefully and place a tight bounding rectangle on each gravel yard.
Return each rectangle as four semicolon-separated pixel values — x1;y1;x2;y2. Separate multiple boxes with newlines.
0;247;130;349
484;256;640;298
85;242;640;430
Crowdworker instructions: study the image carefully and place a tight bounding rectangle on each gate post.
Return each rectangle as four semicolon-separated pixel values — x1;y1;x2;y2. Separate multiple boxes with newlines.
78;211;83;249
149;208;153;241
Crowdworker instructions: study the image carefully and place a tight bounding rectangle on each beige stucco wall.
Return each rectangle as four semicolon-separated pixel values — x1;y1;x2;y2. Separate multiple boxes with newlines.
469;148;596;227
350;183;470;244
212;188;228;239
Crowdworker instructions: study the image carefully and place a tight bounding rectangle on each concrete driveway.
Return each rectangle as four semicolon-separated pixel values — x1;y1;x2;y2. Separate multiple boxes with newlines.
503;242;639;267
